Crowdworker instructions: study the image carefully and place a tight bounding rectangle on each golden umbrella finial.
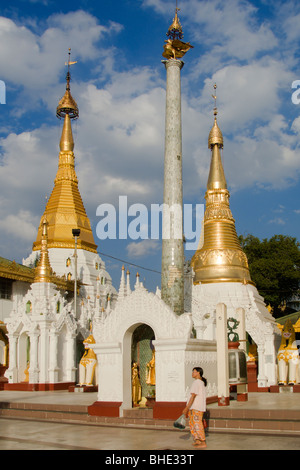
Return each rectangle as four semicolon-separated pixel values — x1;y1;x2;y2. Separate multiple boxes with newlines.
208;83;223;149
56;48;79;120
167;0;183;40
212;83;218;117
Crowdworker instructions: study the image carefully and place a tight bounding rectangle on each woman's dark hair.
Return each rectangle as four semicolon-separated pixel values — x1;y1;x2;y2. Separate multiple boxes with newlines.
193;367;207;387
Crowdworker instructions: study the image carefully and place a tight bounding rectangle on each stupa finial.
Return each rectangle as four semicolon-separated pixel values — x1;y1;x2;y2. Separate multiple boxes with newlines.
162;2;194;60
56;48;79;120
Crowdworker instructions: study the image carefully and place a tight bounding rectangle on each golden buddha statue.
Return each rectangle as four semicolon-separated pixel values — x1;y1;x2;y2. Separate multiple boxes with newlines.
132;362;142;406
24;361;30;383
146;349;156;386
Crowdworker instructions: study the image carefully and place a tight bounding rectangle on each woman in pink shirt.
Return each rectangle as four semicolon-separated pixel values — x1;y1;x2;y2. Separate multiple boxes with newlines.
182;367;207;448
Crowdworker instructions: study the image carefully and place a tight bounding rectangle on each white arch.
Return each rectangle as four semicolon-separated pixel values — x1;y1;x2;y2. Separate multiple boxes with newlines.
93;285;193;344
91;286;209;413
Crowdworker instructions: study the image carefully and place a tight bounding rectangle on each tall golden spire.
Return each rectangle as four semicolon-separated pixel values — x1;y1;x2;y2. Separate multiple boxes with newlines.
191;85;252;285
33;50;97;254
34;217;52;283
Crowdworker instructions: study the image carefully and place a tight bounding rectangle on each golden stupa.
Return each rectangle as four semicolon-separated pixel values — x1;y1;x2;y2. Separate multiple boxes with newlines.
191;85;253;285
33;50;97;254
34;217;52;283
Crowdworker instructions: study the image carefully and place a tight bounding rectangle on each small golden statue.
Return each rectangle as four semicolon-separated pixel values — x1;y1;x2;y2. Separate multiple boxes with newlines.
0;323;9;367
24;361;30;383
132;362;142;406
248;343;258;363
163;38;193;60
78;331;97;386
146;349;156;386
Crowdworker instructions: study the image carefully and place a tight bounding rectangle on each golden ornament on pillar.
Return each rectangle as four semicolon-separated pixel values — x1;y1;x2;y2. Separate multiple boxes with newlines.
162;5;193;59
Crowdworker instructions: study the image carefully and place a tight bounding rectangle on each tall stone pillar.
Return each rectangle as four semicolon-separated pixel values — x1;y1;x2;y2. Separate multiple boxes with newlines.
161;58;184;315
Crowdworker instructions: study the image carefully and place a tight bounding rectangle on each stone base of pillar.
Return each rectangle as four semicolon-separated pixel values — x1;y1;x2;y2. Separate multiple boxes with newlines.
152;401;186;420
218;396;230;406
88;401;122;417
0;366;8;390
247;362;258;392
3;382;75;391
69;385;98;393
237;393;248;401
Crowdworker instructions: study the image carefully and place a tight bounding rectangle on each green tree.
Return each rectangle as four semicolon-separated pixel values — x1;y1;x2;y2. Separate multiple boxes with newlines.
239;234;300;318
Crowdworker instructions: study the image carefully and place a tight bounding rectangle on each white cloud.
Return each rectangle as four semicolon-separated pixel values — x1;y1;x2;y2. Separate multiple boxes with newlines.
126;240;160;258
0;210;38;241
268;217;286;226
0;11;122;115
188;0;277;59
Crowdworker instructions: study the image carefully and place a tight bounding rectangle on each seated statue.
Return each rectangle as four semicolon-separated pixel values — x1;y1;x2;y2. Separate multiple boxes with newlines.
78;333;97;386
277;319;299;385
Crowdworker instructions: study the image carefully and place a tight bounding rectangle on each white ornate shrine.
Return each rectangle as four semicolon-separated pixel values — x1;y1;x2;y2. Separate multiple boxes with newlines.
89;280;217;419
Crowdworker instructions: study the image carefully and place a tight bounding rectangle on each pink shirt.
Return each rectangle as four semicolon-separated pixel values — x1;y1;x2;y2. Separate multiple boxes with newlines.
188;379;206;412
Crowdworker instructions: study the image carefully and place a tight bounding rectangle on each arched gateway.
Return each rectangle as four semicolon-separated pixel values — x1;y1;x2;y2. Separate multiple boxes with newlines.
88;284;218;419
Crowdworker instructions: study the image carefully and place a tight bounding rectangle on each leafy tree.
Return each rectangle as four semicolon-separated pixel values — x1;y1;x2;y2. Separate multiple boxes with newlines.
239;234;300;318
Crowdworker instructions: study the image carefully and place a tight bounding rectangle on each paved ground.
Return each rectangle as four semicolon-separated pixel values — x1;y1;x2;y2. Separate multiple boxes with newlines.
0;390;299;452
0;417;300;451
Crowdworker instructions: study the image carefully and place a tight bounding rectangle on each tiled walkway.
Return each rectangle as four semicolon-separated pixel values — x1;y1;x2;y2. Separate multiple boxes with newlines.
1;417;299;450
0;390;299;450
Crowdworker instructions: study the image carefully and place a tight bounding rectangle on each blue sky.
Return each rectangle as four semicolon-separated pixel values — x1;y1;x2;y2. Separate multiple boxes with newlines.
0;0;300;293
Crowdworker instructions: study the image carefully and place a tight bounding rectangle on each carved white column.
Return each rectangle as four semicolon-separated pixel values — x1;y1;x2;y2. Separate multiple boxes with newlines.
48;330;59;383
257;344;268;388
216;303;229;405
236;307;246;353
29;331;39;383
38;323;49;383
5;334;18;383
66;333;76;382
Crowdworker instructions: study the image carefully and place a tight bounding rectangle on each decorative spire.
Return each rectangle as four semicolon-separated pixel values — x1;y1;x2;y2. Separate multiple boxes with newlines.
167;2;183;40
207;84;226;190
118;265;127;299
34;217;52;283
126;269;131;295
56;48;79;120
191;85;252;285
162;2;193;59
208;84;224;149
32;51;97;254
